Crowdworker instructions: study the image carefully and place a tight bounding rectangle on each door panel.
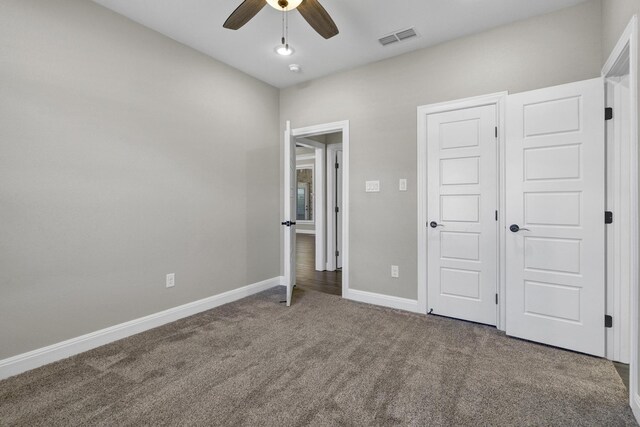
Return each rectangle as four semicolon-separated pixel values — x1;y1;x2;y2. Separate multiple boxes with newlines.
283;122;296;306
505;78;605;356
441;232;480;261
523;96;581;136
441;157;479;185
427;104;498;326
525;192;581;226
524;144;581;180
441;268;480;299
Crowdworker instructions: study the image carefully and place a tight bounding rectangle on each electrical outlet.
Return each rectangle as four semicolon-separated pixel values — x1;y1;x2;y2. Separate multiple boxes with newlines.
166;273;175;288
366;180;380;192
391;265;399;278
399;179;407;191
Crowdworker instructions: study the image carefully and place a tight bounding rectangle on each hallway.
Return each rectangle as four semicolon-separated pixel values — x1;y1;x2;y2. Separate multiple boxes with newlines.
296;234;342;296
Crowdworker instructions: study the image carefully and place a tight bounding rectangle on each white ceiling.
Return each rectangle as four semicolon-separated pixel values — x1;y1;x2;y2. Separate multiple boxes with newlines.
92;0;590;88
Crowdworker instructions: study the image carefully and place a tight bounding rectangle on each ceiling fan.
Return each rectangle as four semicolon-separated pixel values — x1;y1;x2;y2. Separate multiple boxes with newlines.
223;0;339;40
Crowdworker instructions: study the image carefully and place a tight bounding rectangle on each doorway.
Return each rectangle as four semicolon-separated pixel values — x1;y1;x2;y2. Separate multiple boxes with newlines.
282;121;350;305
294;133;343;296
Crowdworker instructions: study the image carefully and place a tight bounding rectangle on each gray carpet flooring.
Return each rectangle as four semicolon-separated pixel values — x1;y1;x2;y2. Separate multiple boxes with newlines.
0;286;636;426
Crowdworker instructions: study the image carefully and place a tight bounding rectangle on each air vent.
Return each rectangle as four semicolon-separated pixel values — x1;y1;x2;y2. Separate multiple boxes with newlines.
396;28;417;40
378;27;418;46
379;34;399;46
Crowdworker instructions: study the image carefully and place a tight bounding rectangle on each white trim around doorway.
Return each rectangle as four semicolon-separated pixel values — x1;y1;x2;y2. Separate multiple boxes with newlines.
601;14;638;420
417;92;508;329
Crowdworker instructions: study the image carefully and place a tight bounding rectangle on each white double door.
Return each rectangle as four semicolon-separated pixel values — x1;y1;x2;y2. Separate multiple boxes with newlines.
427;78;605;356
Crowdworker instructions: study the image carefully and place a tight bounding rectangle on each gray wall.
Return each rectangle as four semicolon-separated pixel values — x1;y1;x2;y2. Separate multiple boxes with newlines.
0;0;280;359
280;0;604;300
602;0;639;56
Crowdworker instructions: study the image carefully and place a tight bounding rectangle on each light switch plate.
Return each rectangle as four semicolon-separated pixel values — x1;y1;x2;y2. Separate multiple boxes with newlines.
391;265;399;278
365;180;380;192
399;179;407;191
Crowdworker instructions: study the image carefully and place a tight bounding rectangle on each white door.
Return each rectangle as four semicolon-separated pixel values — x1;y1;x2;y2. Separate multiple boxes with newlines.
427;104;498;326
336;150;343;269
505;78;605;356
283;121;296;306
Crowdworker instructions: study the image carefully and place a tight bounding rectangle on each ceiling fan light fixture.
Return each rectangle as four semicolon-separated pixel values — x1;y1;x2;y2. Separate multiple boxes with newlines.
275;44;294;56
266;0;303;12
223;0;339;40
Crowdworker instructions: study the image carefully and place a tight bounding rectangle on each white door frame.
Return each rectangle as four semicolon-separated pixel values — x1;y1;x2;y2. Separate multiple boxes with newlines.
417;92;507;330
604;52;633;364
290;121;350;296
326;142;343;271
602;14;639;418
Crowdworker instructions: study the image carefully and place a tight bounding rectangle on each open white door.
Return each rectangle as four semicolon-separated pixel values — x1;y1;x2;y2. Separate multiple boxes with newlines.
283;121;296;306
336;150;343;269
426;104;498;326
506;78;605;356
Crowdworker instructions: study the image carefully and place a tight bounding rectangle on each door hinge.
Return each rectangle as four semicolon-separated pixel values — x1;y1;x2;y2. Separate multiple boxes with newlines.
335;250;340;257
605;211;613;224
494;127;498;138
495;210;498;221
335;162;340;169
605;107;613;121
605;315;613;328
335;206;340;213
495;293;499;305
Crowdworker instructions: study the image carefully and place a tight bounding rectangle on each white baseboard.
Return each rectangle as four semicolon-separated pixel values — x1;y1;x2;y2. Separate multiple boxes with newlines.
296;229;315;235
0;276;283;380
344;288;420;313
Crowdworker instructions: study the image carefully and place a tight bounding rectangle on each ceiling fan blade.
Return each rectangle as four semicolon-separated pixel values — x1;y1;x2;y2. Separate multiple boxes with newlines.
297;0;339;39
223;0;267;30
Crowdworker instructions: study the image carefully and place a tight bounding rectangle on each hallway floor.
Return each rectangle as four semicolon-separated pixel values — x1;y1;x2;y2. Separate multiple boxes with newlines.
296;233;342;296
